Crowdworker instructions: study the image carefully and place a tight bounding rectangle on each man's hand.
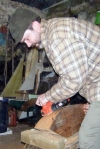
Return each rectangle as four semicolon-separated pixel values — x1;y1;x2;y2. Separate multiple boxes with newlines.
36;93;48;106
83;103;90;114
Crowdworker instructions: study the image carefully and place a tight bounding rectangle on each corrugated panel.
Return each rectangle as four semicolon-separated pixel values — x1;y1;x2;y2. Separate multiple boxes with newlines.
11;0;57;10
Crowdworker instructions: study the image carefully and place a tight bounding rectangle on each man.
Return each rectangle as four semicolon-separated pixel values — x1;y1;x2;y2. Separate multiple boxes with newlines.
9;8;100;149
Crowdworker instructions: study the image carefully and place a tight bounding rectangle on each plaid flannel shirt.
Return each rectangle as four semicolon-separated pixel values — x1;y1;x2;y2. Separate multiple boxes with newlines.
41;18;100;103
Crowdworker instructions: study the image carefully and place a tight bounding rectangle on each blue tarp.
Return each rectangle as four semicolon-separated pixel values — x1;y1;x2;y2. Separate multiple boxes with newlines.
0;32;6;45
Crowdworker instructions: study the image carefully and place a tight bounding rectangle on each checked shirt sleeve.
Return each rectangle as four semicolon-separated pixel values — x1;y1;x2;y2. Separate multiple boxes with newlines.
45;38;88;103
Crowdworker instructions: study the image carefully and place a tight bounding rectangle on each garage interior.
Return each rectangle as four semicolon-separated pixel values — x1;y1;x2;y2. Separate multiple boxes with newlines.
0;0;100;149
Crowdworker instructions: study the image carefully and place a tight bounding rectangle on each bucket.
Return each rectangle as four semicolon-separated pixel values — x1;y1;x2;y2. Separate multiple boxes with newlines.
0;97;8;133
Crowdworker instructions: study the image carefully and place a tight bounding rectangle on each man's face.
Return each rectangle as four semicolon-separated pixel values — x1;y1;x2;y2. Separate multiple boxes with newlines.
21;23;41;48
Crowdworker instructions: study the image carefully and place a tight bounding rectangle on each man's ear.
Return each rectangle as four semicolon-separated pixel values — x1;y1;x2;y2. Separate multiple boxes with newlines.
32;21;41;32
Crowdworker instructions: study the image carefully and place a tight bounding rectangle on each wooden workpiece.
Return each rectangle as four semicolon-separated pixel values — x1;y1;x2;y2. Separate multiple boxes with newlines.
21;104;85;149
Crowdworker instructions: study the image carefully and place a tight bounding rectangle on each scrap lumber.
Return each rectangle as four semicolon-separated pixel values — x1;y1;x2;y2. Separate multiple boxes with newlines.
22;129;67;149
1;56;24;97
21;104;85;149
35;104;85;137
19;48;38;91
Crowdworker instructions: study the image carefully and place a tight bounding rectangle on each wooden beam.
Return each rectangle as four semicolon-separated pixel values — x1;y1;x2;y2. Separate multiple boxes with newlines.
21;104;85;149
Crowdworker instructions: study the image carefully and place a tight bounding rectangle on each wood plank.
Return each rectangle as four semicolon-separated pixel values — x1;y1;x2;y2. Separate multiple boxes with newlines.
35;104;85;137
1;57;24;97
21;104;85;149
21;129;67;149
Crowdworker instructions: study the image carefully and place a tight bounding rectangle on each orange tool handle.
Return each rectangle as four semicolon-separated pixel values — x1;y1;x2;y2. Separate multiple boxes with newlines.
41;101;53;116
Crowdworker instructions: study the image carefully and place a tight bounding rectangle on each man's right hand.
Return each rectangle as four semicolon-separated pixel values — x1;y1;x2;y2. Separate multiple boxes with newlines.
36;93;48;106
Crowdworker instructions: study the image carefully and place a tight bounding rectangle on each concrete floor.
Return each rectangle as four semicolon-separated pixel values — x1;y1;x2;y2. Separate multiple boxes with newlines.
0;121;33;149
